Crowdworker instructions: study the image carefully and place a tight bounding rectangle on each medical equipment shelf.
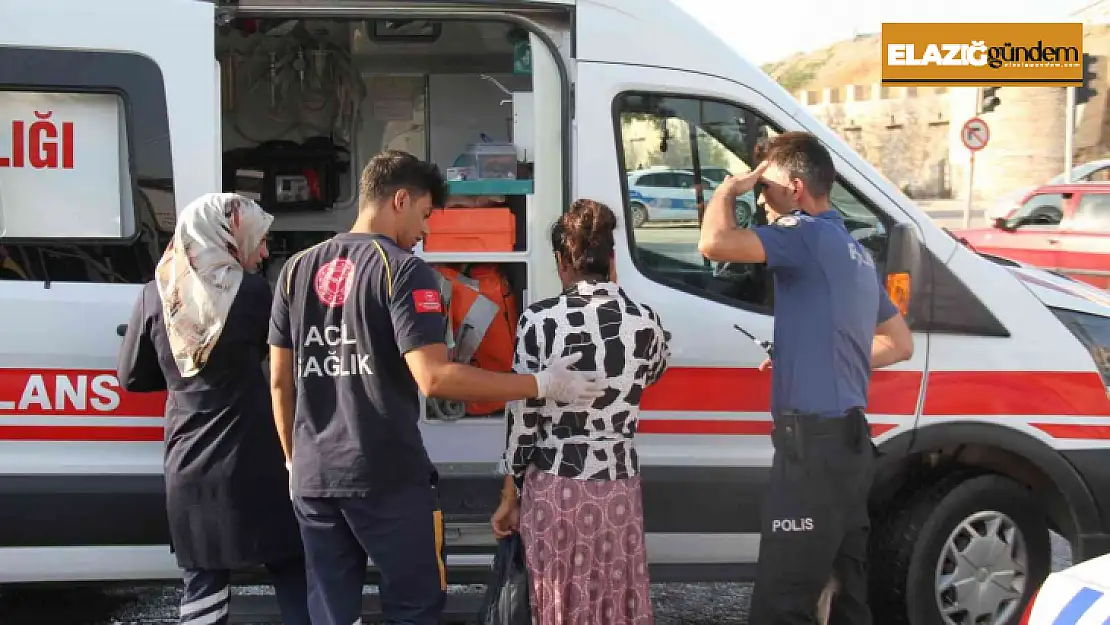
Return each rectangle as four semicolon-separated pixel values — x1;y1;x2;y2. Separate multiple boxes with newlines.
447;179;534;195
419;251;529;263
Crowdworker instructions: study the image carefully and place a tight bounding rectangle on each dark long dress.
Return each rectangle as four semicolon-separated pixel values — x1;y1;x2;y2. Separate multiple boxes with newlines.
117;273;304;570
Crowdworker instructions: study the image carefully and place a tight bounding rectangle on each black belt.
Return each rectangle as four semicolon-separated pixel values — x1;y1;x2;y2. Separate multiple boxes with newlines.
770;408;873;461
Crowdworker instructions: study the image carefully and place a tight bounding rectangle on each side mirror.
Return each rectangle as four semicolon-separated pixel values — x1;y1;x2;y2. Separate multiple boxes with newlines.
993;217;1015;231
884;222;923;319
1021;206;1062;227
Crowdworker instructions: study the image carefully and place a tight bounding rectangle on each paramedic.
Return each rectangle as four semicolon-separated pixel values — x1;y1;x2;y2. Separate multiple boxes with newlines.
117;193;310;625
697;131;914;625
268;149;606;625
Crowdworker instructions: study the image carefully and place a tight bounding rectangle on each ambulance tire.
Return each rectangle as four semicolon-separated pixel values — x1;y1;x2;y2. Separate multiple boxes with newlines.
869;471;1051;625
630;202;648;228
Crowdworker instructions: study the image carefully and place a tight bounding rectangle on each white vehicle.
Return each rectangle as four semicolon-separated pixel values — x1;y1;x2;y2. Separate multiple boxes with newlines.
1021;552;1110;624
2;2;1110;624
626;166;757;227
627;167;715;226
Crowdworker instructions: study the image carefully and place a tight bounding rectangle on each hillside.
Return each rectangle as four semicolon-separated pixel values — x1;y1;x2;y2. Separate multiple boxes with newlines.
762;25;1110;93
761;33;881;92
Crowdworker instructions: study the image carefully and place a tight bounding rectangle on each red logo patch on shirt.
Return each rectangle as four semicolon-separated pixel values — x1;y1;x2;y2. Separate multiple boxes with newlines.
413;289;443;313
313;258;355;308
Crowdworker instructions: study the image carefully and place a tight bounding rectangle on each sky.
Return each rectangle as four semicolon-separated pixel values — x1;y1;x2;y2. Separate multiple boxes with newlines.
671;0;1103;66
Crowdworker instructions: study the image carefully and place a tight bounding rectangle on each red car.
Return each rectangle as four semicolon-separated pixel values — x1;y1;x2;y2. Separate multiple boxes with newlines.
949;182;1110;289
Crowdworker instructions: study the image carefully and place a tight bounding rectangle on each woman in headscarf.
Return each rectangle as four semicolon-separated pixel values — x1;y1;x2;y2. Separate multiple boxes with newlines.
117;192;310;625
491;198;672;625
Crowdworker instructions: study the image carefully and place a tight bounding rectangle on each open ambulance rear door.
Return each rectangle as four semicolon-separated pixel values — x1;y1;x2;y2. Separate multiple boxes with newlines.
0;0;217;582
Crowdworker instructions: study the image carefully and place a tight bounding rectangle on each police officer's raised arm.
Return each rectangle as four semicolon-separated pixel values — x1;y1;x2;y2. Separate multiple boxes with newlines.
699;161;812;270
871;287;914;368
699;162;770;264
398;258;606;405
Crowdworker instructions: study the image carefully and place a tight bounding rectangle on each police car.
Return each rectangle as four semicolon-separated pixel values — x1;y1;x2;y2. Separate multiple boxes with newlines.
1022;553;1110;624
626;166;757;227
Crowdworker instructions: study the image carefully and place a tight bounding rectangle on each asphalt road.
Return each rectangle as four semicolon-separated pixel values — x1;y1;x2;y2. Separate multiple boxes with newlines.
0;581;751;625
0;535;1075;624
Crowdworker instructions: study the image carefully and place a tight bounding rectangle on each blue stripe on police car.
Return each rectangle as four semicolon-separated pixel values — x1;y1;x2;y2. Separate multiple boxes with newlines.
1049;586;1104;624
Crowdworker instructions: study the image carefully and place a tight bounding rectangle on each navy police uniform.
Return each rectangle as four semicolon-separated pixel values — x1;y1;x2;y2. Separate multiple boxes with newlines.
747;210;900;625
268;233;448;625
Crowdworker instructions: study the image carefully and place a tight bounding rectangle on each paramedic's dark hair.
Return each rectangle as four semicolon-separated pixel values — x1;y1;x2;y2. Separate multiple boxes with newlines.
358;149;447;210
550;199;617;278
762;131;836;199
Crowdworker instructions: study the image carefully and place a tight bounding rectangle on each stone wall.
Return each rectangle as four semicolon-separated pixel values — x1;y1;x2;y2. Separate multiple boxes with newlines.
795;72;1109;201
797;85;953;198
614;65;1109;203
944;86;1067;202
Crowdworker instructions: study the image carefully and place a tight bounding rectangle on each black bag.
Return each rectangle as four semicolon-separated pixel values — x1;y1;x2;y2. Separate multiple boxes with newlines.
477;532;533;625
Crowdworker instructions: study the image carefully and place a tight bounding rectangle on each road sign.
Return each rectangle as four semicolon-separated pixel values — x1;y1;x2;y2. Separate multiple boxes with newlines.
962;117;990;151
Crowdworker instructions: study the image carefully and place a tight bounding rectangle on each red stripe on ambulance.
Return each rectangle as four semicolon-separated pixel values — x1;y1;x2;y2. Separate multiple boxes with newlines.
640;367;923;415
0;369;166;417
636;419;897;437
0;425;162;442
641;368;1110;418
0;367;1108;442
922;371;1110;417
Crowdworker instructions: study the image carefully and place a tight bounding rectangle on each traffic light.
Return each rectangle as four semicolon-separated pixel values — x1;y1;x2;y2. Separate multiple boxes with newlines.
980;86;1001;113
1077;53;1099;105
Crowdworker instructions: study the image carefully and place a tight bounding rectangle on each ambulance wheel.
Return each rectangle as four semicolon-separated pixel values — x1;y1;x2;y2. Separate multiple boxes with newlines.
630;202;648;228
870;472;1051;625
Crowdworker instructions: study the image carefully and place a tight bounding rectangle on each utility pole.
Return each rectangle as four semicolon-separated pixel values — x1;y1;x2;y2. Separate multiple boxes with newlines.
1067;54;1099;182
1066;85;1076;182
964;86;981;228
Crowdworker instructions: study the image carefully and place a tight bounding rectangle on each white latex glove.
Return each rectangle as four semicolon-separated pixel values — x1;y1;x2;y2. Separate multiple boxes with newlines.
533;352;607;404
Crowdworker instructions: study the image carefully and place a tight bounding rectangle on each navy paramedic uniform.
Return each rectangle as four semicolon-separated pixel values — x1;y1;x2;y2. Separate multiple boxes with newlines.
268;233;448;625
746;210;900;625
117;276;310;625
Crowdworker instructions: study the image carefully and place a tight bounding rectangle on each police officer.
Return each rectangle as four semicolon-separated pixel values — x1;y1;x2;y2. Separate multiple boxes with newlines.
267;150;604;625
697;131;914;625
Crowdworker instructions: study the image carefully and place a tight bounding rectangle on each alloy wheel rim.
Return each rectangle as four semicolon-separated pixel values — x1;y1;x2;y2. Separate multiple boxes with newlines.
934;510;1028;625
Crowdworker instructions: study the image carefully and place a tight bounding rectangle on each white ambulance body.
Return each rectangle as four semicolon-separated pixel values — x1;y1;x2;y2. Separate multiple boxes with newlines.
1;1;1109;623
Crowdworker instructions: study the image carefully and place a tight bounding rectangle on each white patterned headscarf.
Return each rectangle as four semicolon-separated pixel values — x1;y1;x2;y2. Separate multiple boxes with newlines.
154;193;274;377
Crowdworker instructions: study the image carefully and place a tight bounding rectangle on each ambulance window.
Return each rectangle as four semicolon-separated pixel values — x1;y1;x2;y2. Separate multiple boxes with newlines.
0;47;174;284
615;93;890;313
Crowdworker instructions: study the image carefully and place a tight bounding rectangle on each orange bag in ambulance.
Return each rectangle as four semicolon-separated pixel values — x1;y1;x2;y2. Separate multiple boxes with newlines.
429;263;519;417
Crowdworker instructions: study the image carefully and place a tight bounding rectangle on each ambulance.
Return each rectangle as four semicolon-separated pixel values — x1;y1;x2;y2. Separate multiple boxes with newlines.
1;1;1109;624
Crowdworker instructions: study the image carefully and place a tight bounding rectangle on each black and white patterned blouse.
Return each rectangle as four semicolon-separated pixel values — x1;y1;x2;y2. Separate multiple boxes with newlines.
498;279;671;491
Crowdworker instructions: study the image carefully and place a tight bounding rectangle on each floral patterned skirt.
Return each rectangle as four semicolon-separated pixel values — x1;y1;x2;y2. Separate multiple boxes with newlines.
518;466;653;625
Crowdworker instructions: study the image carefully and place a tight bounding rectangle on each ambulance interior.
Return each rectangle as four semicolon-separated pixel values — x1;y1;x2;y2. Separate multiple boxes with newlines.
217;17;538;422
0;17;545;423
